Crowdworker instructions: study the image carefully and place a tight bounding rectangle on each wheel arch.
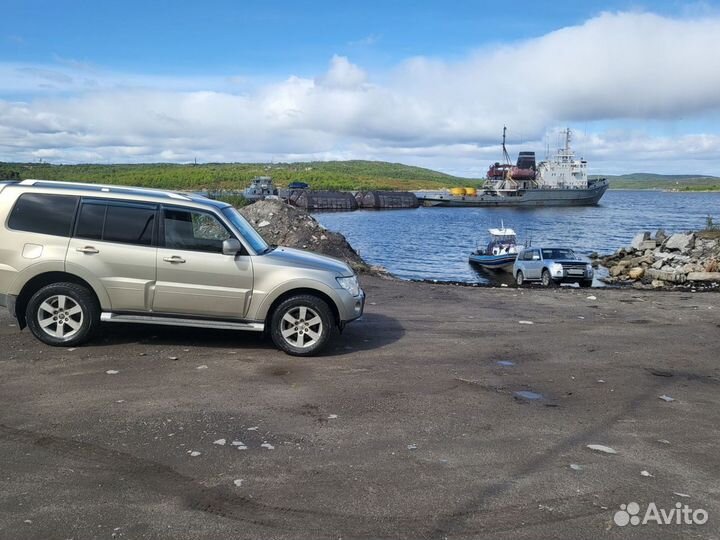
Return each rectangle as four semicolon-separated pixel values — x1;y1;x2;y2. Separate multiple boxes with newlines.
264;287;340;329
14;272;101;329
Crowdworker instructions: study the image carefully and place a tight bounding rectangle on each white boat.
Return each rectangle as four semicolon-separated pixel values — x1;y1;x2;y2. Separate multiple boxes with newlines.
468;226;519;271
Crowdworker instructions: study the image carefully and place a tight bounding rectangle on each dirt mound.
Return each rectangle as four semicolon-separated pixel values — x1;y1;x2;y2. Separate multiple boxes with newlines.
239;200;381;274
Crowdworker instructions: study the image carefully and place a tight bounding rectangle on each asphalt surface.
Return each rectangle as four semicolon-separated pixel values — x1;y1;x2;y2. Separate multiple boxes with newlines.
1;277;719;539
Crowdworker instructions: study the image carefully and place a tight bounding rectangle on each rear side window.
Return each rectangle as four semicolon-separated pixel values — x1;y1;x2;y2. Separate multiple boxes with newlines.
104;205;155;246
75;203;106;241
7;193;79;237
75;201;156;246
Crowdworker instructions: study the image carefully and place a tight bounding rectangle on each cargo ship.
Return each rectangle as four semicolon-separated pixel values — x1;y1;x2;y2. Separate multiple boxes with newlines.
416;128;608;207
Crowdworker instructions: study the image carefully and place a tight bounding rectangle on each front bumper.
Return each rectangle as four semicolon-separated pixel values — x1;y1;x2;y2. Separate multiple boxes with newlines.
338;288;365;326
554;270;593;282
4;294;17;320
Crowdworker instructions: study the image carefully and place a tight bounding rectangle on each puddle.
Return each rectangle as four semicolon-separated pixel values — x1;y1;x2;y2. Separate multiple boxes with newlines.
513;390;544;401
496;361;515;367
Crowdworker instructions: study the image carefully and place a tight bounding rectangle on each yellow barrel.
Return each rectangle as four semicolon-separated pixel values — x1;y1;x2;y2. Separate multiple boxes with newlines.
450;187;466;196
464;187;477;196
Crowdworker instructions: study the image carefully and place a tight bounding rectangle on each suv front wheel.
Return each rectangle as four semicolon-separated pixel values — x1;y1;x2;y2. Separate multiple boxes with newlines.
270;294;334;356
26;283;100;347
541;269;556;288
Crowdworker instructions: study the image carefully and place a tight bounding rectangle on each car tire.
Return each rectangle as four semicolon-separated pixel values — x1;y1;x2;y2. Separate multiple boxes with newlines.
26;282;100;347
515;271;525;287
270;294;334;357
541;269;556;288
580;279;593;288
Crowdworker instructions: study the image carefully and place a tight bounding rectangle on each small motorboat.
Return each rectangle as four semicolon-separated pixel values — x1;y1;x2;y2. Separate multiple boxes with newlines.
468;226;519;271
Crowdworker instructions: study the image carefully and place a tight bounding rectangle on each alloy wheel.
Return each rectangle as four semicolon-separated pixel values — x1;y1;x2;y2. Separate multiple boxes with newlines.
37;294;84;340
280;306;323;349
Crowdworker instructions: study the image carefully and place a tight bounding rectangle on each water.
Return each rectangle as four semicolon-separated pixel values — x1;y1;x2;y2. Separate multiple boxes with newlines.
513;390;544;401
314;190;720;283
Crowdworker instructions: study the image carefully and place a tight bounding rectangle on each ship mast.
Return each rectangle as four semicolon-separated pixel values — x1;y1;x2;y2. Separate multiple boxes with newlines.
565;128;572;155
502;126;511;166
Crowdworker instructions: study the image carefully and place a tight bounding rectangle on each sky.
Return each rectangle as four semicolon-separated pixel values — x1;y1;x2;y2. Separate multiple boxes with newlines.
2;0;720;177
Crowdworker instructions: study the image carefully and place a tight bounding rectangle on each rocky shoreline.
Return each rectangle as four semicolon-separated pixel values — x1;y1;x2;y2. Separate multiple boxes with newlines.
593;229;720;290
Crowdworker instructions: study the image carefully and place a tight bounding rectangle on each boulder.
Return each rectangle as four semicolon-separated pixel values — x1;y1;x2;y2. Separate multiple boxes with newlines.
631;232;651;251
628;267;645;280
627;254;654;267
664;233;694;252
647;268;687;284
651;280;665;288
610;265;626;277
640;241;657;250
655;229;667;244
686;272;720;282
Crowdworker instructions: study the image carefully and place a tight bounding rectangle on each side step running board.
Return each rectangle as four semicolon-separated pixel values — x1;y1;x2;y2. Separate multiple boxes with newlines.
101;313;264;332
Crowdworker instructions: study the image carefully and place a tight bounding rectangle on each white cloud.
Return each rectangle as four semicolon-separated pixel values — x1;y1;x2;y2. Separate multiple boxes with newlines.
348;34;380;47
317;55;368;89
2;11;720;174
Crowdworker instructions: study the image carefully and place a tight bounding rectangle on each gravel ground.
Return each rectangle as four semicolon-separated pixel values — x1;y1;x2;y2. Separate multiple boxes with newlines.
1;277;719;539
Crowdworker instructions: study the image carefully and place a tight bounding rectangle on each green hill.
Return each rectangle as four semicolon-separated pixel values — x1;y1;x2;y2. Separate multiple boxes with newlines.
594;173;720;191
4;161;716;192
0;160;481;192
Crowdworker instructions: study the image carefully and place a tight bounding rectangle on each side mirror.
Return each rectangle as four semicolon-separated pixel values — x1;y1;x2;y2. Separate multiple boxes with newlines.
222;238;242;256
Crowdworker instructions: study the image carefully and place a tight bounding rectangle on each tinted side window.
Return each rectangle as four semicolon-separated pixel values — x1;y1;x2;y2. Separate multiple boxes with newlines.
163;208;230;253
75;203;106;241
103;204;156;246
8;193;78;237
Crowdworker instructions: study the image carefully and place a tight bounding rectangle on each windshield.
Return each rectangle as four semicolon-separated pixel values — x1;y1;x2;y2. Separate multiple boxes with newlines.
542;248;577;260
221;206;270;254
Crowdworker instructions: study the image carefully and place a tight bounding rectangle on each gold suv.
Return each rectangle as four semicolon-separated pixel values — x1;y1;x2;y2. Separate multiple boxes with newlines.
0;180;364;356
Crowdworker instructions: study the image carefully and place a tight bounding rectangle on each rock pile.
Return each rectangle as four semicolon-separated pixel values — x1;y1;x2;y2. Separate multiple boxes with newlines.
239;199;382;275
594;230;720;289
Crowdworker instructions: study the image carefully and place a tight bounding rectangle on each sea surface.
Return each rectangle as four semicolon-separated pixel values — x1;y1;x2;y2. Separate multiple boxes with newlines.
314;190;720;284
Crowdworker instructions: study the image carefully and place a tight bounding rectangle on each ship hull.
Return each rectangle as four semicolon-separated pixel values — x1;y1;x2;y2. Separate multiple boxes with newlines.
416;182;608;207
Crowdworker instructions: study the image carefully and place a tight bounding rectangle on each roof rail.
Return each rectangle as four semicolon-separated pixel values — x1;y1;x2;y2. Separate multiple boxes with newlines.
18;179;191;201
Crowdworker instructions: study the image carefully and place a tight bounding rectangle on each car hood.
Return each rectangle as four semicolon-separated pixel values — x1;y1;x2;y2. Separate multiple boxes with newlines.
260;246;353;275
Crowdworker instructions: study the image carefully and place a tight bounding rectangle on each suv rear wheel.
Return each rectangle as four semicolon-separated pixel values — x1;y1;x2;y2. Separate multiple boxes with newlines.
515;271;525;287
270;294;334;356
26;283;100;347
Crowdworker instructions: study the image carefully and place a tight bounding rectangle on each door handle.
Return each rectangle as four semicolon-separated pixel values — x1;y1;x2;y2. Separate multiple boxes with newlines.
76;246;99;254
163;256;186;264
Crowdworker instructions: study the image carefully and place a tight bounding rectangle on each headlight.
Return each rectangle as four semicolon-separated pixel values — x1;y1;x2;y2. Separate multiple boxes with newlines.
336;275;361;297
550;263;564;275
586;263;594;274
